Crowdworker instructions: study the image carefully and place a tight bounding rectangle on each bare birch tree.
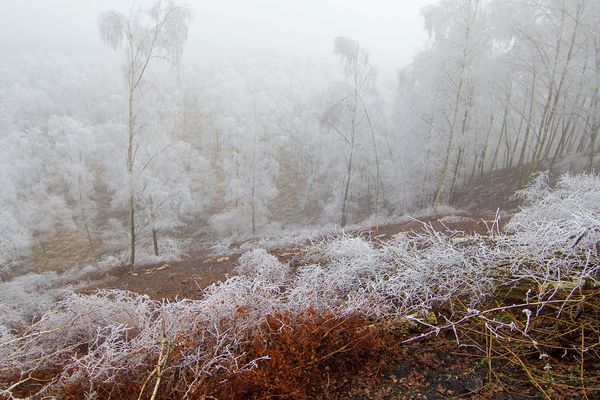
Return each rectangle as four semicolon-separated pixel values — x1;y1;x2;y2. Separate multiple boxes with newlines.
98;1;191;266
324;37;381;226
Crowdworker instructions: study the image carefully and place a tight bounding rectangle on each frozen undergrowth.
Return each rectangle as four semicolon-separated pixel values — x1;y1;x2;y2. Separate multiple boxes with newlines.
504;172;600;283
1;173;599;398
0;257;120;332
209;205;467;257
110;238;183;267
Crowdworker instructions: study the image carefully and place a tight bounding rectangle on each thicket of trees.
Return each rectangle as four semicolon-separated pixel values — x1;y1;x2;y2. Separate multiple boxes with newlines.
397;0;600;206
0;0;599;267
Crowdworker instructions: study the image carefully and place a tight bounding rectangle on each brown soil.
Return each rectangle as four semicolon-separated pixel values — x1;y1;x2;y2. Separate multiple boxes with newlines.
450;166;526;212
90;252;238;300
19;232;105;274
337;334;522;400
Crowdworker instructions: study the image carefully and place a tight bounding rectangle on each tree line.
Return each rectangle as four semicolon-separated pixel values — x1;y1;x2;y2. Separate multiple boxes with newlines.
0;0;598;268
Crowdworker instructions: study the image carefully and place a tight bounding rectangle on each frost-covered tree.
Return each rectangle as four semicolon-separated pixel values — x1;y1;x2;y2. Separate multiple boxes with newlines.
46;116;99;246
494;0;600;174
0;52;125;270
98;1;192;266
321;37;383;226
133;103;213;256
422;0;489;205
208;65;283;237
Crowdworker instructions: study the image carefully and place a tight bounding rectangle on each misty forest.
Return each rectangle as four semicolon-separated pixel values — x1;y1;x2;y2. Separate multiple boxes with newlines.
1;0;600;399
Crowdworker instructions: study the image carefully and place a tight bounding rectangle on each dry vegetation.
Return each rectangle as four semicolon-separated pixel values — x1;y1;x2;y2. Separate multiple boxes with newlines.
1;173;599;399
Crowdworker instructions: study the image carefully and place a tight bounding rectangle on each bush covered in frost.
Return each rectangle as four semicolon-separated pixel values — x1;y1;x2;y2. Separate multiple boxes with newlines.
504;172;600;283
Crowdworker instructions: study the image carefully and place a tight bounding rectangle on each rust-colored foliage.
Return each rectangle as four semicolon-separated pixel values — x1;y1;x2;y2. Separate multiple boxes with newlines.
205;311;389;400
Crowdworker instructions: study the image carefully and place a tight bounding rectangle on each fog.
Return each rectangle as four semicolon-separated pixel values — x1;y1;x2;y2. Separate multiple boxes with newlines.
0;0;434;68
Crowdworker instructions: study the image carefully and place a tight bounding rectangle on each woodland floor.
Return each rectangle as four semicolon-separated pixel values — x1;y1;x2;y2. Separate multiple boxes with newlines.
23;163;599;399
83;211;600;400
77;212;530;400
78;172;521;399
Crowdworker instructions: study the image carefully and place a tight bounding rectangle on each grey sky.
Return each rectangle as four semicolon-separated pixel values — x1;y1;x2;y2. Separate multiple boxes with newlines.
0;0;435;69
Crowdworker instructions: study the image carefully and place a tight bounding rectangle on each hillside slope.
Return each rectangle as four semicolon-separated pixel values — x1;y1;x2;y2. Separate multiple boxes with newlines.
1;173;599;399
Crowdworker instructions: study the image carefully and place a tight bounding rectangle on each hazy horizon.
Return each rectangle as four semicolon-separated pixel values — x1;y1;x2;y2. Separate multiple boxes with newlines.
0;0;435;70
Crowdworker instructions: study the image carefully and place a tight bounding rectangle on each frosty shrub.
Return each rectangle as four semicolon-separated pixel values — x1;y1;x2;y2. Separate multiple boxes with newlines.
198;274;286;332
380;228;500;313
505;172;600;283
1;290;247;398
0;272;75;331
0;291;157;377
292;230;500;316
236;248;289;284
289;235;391;316
0;259;118;332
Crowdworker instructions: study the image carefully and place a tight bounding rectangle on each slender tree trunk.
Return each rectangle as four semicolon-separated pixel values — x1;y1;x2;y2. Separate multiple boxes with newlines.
518;71;537;171
341;160;353;227
360;95;382;215
128;88;136;267
588;37;600;170
128;198;135;266
517;99;536;183
250;115;259;236
251;168;256;236
589;124;599;170
470;151;479;183
529;2;580;175
434;80;465;206
490;91;511;172
341;134;355;228
478;110;497;179
448;90;472;203
508;107;525;169
421;113;435;205
340;86;358;227
152;229;159;256
77;174;94;248
434;0;478;206
553;56;588;163
448;147;464;204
